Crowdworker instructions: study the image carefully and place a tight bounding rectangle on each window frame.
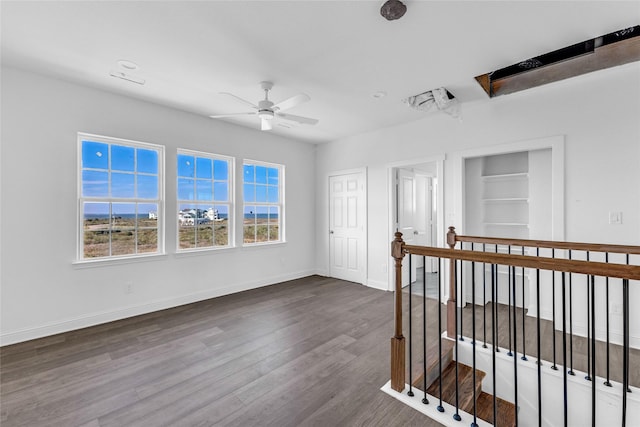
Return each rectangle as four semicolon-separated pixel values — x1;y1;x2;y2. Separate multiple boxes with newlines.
242;159;285;246
76;132;165;262
176;149;235;252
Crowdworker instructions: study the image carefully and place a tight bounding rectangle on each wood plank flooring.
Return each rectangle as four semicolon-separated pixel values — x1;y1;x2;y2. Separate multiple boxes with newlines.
0;276;443;427
1;275;637;426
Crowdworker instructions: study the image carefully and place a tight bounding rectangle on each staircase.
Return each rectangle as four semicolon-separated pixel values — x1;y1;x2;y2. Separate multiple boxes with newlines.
411;338;516;426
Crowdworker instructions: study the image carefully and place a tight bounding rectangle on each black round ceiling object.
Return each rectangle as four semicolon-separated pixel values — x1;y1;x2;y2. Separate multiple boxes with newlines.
380;0;407;21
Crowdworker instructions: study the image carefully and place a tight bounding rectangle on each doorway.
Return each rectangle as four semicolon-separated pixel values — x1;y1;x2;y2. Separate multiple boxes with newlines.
389;156;444;297
328;169;367;284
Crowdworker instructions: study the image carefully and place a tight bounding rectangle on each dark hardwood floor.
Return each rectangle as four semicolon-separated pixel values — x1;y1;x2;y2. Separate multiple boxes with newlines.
0;276;443;427
403;284;639;389
1;275;636;426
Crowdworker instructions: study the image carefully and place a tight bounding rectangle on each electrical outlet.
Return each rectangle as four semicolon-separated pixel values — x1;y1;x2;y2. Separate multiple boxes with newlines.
609;211;622;225
612;303;622;315
124;281;134;294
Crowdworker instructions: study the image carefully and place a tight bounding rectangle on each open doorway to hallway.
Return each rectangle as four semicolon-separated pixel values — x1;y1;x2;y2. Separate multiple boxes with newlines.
388;156;444;296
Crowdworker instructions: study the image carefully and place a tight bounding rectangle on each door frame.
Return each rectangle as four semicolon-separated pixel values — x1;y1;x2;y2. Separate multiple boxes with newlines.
387;155;445;292
328;167;368;285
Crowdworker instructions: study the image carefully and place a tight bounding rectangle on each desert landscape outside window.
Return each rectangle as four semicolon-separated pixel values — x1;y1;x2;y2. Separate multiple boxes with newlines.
78;133;163;259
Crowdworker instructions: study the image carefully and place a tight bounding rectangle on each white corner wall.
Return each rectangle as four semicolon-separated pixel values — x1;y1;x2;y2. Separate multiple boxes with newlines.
315;62;640;339
0;67;316;345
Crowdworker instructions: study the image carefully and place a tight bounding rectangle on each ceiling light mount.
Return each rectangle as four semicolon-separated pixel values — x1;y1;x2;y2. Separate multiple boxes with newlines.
380;0;407;21
117;60;139;71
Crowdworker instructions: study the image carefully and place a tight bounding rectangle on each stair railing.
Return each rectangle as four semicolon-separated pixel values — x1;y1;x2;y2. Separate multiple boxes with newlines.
390;227;640;427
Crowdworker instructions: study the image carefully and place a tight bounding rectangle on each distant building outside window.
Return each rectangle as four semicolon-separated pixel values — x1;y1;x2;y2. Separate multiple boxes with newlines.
243;160;284;244
78;133;164;260
177;150;233;250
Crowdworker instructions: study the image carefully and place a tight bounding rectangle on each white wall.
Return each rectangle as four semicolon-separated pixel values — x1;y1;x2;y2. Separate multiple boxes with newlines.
315;62;640;341
0;67;316;345
455;337;639;427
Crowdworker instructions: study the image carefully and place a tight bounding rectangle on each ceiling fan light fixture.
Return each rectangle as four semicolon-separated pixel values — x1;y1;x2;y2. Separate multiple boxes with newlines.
258;110;274;120
380;0;407;21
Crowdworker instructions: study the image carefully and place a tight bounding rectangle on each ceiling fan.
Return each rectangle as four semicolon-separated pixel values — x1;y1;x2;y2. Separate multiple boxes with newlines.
210;81;319;131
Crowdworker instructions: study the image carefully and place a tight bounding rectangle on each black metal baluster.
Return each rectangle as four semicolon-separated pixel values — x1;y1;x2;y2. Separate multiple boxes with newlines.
508;245;513;357
521;245;527;361
492;263;497;426
495;244;500;352
422;256;428;405
536;249;542;427
568;250;575;376
408;254;414;397
471;249;477;427
604;253;611;387
622;278;630;427
437;257;444;413
591;274;596;427
625;254;631;394
551;248;558;370
562;272;568;427
460;243;464;341
483;243;488;349
453;260;461;421
585;253;591;381
512;265;519;427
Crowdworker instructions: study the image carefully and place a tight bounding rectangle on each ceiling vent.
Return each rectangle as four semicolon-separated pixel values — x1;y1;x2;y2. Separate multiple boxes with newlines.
404;87;461;119
475;25;640;98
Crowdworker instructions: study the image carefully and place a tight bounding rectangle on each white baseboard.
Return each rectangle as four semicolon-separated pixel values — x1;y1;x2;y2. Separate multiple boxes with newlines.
314;268;329;277
367;279;389;291
0;269;316;346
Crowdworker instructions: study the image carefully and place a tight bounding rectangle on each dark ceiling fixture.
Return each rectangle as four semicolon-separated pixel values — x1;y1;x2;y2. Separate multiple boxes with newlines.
475;25;640;98
380;0;407;21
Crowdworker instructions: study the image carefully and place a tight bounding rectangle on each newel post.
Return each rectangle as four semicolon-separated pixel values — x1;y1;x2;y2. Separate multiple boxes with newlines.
390;231;406;392
446;226;457;339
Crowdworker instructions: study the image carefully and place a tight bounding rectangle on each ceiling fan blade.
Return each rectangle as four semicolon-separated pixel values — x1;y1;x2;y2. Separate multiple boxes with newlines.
276;112;318;125
209;112;256;119
261;118;273;131
272;93;310;112
219;92;259;109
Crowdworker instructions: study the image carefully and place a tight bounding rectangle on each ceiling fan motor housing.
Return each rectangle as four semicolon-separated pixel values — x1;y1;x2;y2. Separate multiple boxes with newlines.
258;99;275;119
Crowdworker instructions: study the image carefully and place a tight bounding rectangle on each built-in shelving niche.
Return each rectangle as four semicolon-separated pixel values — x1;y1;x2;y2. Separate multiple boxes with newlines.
464;149;552;308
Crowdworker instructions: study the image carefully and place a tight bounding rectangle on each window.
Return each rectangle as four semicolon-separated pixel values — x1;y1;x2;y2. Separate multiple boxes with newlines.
243;160;284;244
78;133;163;260
177;150;233;250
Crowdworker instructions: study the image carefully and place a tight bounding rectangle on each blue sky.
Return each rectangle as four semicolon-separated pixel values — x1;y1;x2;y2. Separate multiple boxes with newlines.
83;142;279;218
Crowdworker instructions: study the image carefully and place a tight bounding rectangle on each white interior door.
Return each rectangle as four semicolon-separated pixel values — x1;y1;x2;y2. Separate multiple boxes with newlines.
397;169;417;286
415;175;435;272
329;171;366;284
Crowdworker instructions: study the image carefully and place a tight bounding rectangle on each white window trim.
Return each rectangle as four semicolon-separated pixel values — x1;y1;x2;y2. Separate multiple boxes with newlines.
242;159;285;246
176;148;235;252
76;132;165;263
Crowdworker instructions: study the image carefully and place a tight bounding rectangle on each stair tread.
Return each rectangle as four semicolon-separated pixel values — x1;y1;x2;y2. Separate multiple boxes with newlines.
425;360;486;414
411;338;455;389
475;391;517;427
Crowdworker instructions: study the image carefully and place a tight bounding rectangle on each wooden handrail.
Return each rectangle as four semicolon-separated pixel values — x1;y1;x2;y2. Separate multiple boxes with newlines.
389;227;639;397
455;234;640;255
403;245;640;280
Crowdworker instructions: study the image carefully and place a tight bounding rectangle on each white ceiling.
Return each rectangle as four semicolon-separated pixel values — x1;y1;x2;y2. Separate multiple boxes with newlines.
2;1;639;144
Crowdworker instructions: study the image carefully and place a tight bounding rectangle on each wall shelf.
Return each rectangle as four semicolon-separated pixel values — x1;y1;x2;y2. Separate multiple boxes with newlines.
482;197;529;202
481;172;529;180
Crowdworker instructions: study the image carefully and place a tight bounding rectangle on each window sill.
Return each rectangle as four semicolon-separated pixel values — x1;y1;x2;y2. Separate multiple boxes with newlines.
241;241;287;250
174;246;235;257
72;253;168;268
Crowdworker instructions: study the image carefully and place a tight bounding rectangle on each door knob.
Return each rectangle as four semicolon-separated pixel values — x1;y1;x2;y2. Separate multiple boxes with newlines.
329;230;334;234
413;230;419;235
